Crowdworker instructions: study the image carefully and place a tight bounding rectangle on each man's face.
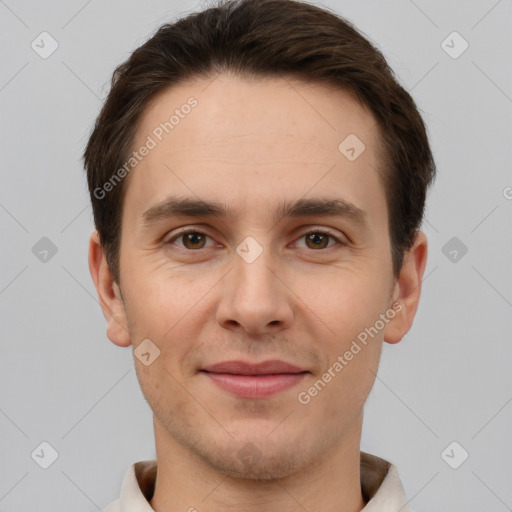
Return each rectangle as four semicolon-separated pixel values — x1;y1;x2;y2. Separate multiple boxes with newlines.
113;73;400;478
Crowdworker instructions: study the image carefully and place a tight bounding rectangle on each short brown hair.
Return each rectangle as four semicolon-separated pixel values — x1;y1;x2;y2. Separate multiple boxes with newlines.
83;0;436;283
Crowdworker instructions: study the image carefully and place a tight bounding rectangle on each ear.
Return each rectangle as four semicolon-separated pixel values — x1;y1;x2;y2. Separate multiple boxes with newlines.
383;230;428;344
88;230;131;347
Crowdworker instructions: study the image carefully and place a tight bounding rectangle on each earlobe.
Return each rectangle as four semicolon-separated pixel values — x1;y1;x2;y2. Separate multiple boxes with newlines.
383;231;428;344
382;299;406;344
88;230;132;347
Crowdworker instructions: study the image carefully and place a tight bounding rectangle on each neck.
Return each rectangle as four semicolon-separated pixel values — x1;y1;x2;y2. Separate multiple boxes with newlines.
149;415;366;512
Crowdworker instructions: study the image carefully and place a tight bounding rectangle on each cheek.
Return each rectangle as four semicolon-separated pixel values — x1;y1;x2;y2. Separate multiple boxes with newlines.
135;359;201;431
312;324;383;413
297;267;389;335
125;276;214;380
123;269;203;335
300;271;388;399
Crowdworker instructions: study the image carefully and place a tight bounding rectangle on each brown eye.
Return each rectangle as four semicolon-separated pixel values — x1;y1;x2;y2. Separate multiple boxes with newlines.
167;230;214;250
304;232;330;249
181;232;206;249
297;230;343;250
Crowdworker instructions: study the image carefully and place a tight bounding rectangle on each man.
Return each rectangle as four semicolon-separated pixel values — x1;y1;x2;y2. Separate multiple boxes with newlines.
85;0;436;510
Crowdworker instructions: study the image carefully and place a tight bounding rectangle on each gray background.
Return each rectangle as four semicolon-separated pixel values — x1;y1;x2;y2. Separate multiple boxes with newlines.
1;0;511;510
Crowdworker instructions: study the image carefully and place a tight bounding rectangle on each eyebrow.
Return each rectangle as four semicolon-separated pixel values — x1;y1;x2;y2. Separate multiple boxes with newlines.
141;196;370;229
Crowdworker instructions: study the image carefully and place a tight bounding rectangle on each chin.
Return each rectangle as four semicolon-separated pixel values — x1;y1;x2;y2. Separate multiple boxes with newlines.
207;444;306;481
185;428;312;481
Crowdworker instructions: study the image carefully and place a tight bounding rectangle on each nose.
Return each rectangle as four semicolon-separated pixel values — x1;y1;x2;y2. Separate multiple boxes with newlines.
216;242;294;336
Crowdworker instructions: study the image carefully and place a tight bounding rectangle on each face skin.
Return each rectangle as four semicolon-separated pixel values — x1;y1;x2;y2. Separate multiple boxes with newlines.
89;72;427;512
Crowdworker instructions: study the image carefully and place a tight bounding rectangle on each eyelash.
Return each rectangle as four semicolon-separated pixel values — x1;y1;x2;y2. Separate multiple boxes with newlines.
165;227;347;252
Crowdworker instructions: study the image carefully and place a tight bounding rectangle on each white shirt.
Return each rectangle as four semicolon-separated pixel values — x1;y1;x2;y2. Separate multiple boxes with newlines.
102;451;413;512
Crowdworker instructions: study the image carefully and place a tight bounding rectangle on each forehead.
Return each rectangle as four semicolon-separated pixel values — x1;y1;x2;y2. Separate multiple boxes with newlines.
137;72;378;154
124;72;386;226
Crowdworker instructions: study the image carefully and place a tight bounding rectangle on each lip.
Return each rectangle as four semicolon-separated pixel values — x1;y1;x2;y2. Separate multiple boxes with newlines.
202;359;306;375
201;360;309;399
